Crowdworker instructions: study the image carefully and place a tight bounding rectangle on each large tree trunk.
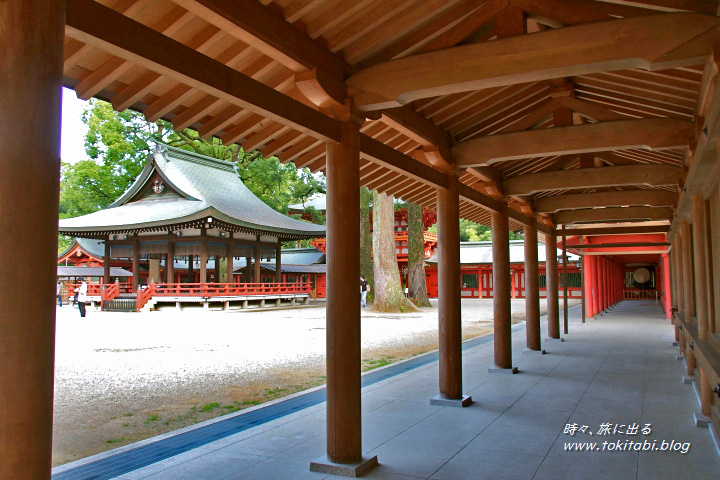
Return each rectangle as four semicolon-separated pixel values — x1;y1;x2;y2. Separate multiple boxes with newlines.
371;191;418;312
360;187;374;304
407;202;432;307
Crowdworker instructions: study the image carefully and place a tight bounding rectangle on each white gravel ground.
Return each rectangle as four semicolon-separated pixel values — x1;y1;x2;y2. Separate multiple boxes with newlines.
53;297;579;465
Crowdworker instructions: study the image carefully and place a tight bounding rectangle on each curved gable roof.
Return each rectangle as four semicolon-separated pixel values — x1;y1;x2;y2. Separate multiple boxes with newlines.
60;146;326;239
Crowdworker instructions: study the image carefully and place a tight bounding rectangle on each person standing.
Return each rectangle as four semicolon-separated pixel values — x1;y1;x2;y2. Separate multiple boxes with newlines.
360;275;370;308
57;281;63;307
77;280;88;318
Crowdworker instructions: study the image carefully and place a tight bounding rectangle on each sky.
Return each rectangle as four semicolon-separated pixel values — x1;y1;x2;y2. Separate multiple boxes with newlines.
61;87;90;164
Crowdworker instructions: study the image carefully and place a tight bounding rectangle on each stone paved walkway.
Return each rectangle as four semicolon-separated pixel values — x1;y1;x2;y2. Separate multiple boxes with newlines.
53;301;720;479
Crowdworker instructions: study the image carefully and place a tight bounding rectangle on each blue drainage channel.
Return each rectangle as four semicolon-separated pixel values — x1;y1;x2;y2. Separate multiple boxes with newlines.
53;322;528;480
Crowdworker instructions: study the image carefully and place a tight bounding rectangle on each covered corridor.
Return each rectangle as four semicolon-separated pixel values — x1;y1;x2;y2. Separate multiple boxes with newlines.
3;1;720;478
52;302;720;479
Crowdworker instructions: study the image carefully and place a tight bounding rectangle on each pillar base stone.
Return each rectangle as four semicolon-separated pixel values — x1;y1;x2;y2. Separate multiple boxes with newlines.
693;413;711;429
522;349;546;355
430;395;473;408
672;341;679;346
546;337;565;342
310;455;378;477
676;355;685;361
488;366;519;374
682;376;694;385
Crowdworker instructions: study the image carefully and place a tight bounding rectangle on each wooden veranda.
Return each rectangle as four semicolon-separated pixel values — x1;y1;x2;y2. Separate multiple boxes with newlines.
2;1;720;477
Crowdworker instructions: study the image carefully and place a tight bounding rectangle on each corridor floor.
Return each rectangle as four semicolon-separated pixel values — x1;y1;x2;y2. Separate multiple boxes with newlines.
52;301;720;479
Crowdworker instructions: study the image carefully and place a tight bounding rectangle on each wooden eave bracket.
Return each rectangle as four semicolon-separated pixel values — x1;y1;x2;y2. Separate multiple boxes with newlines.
294;67;354;121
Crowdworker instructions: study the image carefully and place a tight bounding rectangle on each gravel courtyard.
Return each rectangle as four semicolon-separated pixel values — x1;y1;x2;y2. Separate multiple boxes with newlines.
53;297;579;466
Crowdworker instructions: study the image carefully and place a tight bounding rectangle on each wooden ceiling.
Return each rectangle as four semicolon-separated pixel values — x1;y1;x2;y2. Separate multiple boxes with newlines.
62;0;720;233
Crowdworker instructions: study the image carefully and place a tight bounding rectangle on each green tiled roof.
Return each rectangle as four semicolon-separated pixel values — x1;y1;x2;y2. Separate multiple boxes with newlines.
59;146;326;239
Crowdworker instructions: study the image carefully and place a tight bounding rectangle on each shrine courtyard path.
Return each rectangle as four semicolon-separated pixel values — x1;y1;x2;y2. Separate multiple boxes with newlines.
52;298;577;466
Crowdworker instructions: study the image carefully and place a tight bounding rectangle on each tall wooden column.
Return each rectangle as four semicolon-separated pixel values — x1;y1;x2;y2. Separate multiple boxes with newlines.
585;255;596;318
492;203;515;370
104;239;111;284
436;172;467;398
524;222;541;351
692;196;713;417
188;254;195;283
681;220;696;375
318;120;375;470
561;227;569;333
167;241;174;284
681;221;695;319
226;236;234;283
276;240;282;283
0;1;65;477
591;255;600;316
544;232;560;338
132;241;140;291
662;254;672;319
200;230;208;284
253;244;261;283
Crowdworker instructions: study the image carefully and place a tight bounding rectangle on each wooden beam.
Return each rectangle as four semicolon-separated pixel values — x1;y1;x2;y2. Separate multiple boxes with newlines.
570;242;671;249
534;189;677;213
358;135;448;189
562;224;671;236
554;206;674;224
453;118;693;167
504;165;682;195
65;0;340;142
172;0;346;77
346;13;720;110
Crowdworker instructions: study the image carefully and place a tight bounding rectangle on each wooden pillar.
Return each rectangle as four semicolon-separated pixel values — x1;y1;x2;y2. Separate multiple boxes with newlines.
591;255;600;316
437;173;464;397
561;227;568;333
103;239;111;284
200;229;208;283
254;244;261;284
681;221;695;319
276;239;282;283
324;121;364;464
692;196;713;417
492;203;513;369
0;2;64;476
545;232;560;339
582;255;595;318
226;236;234;284
167;241;174;284
244;256;251;282
524;223;541;351
662;254;672;319
132;241;140;291
188;254;194;283
149;258;161;284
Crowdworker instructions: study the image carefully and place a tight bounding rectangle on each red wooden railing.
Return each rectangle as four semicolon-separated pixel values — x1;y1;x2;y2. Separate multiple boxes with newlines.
623;288;657;300
135;282;313;310
66;283;130;300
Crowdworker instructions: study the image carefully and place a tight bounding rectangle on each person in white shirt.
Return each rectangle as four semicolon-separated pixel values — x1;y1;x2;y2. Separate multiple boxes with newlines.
77;281;88;317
